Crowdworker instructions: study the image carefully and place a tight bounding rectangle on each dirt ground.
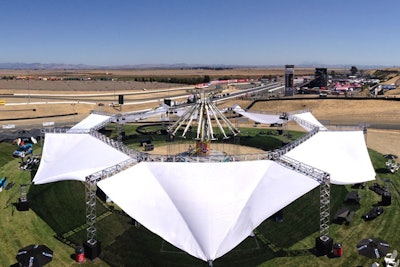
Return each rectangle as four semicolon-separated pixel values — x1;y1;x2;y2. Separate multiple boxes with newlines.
147;143;266;156
0;67;321;80
366;128;400;156
249;99;400;156
1;78;400;158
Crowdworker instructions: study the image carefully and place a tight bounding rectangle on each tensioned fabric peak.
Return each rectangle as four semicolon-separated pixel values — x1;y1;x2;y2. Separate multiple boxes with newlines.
33;133;131;185
97;160;319;262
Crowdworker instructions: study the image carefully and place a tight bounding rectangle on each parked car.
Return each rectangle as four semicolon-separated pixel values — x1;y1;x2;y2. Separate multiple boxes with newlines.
13;143;33;158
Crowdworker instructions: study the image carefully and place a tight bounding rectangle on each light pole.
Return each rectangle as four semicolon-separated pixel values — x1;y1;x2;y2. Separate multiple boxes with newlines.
27;77;30;103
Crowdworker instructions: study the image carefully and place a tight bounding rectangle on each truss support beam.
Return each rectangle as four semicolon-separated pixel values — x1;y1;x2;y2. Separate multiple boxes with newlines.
116;114;123;142
270;121;331;239
81;105;333;245
319;175;330;239
85;158;137;245
275;155;331;238
85;175;98;245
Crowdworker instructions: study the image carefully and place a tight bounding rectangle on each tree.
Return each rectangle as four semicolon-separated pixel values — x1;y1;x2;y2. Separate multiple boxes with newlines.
203;75;210;83
330;70;336;78
350;66;358;75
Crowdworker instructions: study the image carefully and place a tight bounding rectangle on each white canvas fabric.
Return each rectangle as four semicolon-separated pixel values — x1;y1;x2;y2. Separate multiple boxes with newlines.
68;113;111;132
97;160;319;262
290;112;328;131
232;105;283;124
284;131;375;185
33;133;131;184
31;107;376;263
122;105;169;122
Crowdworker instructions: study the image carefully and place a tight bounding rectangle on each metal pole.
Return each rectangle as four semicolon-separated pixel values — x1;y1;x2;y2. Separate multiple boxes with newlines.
28;78;30;103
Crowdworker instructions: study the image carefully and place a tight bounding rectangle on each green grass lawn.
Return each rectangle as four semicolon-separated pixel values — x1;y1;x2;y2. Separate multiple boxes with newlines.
0;125;399;267
108;123;304;152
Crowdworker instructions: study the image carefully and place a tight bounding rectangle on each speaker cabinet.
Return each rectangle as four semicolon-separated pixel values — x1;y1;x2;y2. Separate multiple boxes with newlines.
84;240;102;260
118;95;124;105
315;235;333;255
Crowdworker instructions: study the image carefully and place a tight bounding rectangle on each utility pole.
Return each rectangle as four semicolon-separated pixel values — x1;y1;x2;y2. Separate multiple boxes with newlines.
27;77;31;103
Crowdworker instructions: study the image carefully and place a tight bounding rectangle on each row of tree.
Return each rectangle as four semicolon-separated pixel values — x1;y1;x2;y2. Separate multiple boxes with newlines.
132;75;211;85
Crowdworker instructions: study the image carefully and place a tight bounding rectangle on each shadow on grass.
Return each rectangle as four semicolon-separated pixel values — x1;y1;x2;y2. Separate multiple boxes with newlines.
24;163;354;266
99;215;276;267
277;248;315;257
27;181;104;237
27;182;350;266
376;168;390;174
57;210;279;267
256;187;321;249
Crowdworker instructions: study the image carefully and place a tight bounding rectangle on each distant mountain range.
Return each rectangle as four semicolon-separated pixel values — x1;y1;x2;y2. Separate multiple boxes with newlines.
0;62;393;70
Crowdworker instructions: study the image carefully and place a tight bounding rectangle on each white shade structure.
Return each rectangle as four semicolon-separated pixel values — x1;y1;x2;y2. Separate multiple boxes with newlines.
33;133;131;185
232;104;283;124
121;105;170;122
31;102;376;264
290;111;328;131
97;160;320;262
68;113;112;132
232;106;327;131
284;131;375;185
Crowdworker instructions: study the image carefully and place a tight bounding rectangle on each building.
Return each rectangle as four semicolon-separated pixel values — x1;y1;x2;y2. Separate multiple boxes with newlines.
309;68;328;88
285;64;295;96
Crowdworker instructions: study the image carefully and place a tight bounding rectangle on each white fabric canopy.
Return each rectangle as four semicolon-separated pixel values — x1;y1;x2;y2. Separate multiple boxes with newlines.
231;105;327;131
68;113;111;132
290;112;328;131
33;133;131;184
31;106;376;263
122;105;169;122
97;160;319;262
284;131;375;185
232;104;283;124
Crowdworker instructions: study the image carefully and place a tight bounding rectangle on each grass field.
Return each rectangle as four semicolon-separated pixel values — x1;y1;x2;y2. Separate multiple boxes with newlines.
1;124;400;267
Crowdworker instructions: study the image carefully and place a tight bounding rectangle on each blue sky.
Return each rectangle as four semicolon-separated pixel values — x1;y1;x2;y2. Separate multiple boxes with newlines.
1;0;399;66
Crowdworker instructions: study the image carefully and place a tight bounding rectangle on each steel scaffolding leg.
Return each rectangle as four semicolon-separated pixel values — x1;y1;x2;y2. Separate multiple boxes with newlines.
319;174;331;239
85;175;98;245
116;115;123;143
84;158;137;255
275;155;331;239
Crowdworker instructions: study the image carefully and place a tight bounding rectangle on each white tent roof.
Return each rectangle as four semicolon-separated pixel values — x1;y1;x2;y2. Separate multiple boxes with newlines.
122;105;169;122
33;133;131;184
290;112;328;131
284;131;375;185
68;113;112;132
232;104;283;124
97;160;319;262
231;105;327;131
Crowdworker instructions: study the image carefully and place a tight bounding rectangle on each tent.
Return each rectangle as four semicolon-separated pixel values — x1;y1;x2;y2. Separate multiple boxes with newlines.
122;105;170;122
232;104;283;124
31;105;376;263
231;106;327;131
97;160;320;262
33;133;131;184
68;113;112;133
284;131;375;185
290;112;328;131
